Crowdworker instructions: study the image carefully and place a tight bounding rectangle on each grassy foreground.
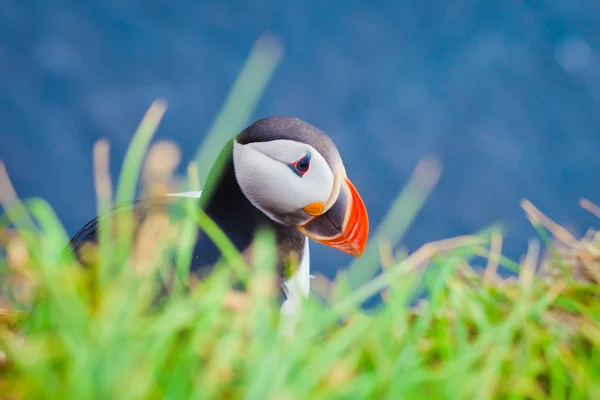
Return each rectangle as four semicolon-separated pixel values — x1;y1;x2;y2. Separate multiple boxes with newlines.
1;39;600;400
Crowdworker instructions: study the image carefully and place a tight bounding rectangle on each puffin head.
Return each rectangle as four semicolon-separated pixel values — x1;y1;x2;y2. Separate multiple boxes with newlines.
232;116;369;257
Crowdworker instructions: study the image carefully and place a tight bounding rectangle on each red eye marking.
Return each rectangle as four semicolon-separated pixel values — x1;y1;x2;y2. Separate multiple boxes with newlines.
288;152;311;177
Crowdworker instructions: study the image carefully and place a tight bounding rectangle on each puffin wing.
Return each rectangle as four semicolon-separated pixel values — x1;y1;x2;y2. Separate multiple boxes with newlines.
67;197;174;259
68;189;311;330
68;191;203;260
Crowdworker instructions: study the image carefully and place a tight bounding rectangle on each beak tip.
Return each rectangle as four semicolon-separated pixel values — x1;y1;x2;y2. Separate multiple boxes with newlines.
344;177;369;258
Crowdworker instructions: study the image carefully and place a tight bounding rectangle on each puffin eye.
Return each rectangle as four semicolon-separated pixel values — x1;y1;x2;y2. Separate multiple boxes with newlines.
288;152;311;177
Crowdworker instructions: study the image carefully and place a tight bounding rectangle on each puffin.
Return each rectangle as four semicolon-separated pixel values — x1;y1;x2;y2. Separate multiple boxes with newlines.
68;116;369;318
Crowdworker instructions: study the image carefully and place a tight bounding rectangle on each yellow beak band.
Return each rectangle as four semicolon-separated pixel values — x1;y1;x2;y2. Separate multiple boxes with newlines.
303;201;324;216
302;166;346;217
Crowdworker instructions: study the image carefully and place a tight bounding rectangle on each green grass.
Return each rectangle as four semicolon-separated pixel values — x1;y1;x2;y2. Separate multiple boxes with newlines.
1;35;600;399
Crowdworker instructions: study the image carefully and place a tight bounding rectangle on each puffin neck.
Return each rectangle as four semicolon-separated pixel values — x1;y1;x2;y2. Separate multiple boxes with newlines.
201;146;306;268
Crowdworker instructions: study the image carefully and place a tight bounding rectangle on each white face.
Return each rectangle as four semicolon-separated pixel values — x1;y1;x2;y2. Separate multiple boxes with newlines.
232;139;337;225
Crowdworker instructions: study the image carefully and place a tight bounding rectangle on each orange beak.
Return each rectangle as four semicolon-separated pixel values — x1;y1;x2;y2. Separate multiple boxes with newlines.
298;176;369;257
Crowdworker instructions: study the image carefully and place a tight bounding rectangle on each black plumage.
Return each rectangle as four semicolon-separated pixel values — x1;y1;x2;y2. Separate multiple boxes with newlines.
68;117;316;288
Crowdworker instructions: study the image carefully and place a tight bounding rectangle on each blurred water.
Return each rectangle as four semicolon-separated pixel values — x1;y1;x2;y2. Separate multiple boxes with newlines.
1;1;599;279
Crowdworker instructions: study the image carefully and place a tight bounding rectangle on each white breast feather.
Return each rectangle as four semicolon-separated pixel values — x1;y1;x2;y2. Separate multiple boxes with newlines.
280;238;312;336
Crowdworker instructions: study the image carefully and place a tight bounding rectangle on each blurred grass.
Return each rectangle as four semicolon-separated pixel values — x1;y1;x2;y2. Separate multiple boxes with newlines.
0;35;600;399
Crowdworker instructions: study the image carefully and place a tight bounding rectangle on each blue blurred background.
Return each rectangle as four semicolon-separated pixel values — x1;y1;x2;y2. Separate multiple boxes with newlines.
1;1;599;279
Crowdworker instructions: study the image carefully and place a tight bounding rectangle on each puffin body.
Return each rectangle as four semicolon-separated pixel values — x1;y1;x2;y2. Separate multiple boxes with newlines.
68;116;369;312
